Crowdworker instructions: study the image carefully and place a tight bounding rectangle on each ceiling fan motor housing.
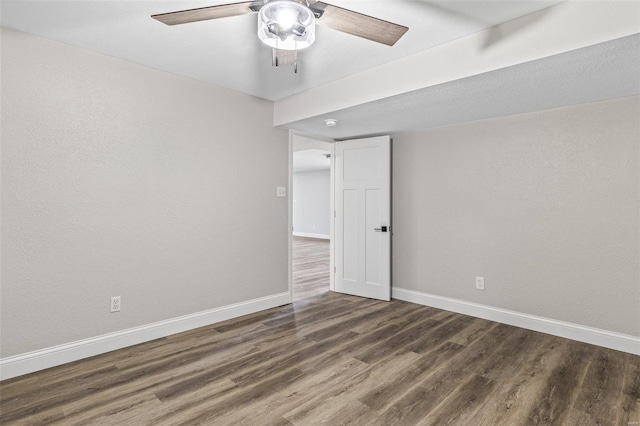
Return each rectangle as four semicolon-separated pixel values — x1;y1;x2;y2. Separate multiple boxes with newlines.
258;0;316;50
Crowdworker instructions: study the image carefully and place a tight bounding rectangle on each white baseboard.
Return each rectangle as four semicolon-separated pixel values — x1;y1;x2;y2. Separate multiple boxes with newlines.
392;287;640;355
293;231;330;240
0;292;291;381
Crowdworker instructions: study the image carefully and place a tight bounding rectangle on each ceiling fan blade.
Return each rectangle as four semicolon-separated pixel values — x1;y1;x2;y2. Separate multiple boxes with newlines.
152;1;261;26
312;2;408;46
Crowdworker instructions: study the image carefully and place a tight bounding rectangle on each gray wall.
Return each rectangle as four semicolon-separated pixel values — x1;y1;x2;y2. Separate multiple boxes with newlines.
293;170;331;237
392;96;640;337
1;29;289;357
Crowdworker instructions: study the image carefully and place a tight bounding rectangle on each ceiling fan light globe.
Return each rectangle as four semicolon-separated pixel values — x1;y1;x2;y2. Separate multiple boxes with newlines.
258;0;315;50
275;8;297;29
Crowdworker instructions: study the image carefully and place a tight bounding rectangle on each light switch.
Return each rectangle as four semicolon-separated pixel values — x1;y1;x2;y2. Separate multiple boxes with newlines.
276;186;286;198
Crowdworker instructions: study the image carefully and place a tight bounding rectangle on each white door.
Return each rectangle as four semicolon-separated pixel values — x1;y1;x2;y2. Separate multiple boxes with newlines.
334;136;391;301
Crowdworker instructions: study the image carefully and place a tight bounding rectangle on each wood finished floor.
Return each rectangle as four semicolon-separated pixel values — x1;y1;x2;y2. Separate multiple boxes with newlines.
1;236;638;425
292;236;330;301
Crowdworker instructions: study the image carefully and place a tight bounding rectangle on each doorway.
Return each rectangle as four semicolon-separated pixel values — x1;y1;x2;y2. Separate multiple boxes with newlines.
289;133;334;302
288;133;392;303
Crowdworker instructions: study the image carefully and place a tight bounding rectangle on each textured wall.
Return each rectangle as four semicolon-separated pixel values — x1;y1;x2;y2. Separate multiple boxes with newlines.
293;170;331;236
1;29;289;357
392;96;640;336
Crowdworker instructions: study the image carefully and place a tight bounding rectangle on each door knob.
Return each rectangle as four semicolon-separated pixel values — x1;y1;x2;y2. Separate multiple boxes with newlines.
374;226;388;232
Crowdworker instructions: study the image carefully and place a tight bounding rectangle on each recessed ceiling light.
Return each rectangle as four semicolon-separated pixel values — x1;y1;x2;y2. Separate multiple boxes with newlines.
324;118;338;127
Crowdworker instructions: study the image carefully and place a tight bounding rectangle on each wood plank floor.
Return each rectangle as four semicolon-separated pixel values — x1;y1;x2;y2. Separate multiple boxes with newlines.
1;237;638;425
293;236;330;301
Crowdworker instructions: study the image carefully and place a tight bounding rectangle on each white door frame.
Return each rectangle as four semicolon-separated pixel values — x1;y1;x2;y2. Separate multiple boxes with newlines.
288;131;336;302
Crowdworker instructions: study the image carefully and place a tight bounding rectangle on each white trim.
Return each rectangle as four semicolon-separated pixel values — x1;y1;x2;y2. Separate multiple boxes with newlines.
392;287;640;355
288;131;294;303
0;292;291;381
329;142;335;292
292;231;330;240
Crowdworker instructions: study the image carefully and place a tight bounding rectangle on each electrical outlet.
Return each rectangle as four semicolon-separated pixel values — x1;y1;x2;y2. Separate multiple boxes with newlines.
110;296;121;313
475;277;485;291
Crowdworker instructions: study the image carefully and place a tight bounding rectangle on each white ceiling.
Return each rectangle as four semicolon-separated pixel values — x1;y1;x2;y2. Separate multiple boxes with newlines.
0;0;562;101
293;149;331;172
286;34;640;140
3;0;638;141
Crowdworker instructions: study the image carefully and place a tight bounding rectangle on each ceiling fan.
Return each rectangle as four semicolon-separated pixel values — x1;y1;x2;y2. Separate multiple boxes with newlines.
152;0;409;72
